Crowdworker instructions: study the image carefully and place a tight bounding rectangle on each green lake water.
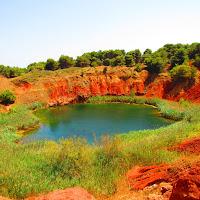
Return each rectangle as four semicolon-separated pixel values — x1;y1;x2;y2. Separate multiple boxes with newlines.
22;103;173;143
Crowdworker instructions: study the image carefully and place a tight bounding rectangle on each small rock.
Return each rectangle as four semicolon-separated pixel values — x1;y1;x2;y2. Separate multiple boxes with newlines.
25;187;96;200
146;194;164;200
143;184;158;192
161;183;173;194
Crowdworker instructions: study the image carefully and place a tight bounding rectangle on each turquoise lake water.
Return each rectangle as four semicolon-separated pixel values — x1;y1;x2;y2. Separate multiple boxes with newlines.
22;103;173;143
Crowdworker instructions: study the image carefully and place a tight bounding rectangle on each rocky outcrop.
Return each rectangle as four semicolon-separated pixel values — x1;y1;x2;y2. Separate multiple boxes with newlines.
170;167;200;200
127;164;170;190
44;72;146;106
126;139;200;200
174;82;200;102
0;66;199;107
126;163;200;200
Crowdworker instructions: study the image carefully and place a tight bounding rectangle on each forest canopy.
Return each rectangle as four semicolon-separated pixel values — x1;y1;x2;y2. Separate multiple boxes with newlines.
0;43;199;80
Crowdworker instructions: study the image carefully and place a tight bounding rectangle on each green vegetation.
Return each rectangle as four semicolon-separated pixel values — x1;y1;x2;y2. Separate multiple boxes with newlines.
170;64;197;81
0;104;40;132
0;90;16;105
45;59;59;71
103;66;107;74
76;56;91;67
1;96;200;199
86;96;198;121
125;54;134;67
27;62;46;71
171;48;189;68
58;55;74;69
0;42;200;199
0;65;26;78
1;43;200;83
145;49;168;74
135;63;142;72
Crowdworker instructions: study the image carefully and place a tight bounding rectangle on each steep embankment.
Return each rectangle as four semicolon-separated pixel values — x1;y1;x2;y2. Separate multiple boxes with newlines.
0;66;199;108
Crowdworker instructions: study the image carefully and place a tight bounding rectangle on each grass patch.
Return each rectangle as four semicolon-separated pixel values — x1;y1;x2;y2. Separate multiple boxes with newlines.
0;105;39;132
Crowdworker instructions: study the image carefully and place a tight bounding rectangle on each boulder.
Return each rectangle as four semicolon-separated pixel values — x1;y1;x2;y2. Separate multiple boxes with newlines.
25;187;96;200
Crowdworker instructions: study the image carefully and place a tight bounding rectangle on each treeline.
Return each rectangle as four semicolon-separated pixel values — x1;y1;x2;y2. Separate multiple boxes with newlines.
0;43;200;78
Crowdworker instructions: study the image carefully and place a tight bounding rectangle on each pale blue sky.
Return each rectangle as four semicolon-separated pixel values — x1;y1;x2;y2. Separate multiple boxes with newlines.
0;0;200;68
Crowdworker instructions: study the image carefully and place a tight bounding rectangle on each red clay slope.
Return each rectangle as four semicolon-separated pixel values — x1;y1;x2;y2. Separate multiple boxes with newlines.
175;82;200;102
126;139;200;199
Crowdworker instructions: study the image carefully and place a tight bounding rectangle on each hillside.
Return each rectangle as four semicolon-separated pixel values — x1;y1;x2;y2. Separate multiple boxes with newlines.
0;66;199;110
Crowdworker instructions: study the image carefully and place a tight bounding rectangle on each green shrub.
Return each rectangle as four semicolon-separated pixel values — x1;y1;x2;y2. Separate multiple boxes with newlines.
28;102;47;110
103;66;107;74
170;64;197;81
130;91;135;97
179;98;190;107
45;59;59;71
135;63;142;72
194;55;200;67
0;90;16;105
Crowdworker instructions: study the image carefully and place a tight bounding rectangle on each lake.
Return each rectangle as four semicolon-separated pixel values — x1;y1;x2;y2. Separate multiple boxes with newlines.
22;103;173;143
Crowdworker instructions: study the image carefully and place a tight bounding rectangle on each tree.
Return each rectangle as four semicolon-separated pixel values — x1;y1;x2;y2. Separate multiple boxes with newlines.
134;49;142;64
135;63;142;72
103;58;111;66
188;43;200;59
170;65;197;81
125;55;134;67
27;62;46;71
45;59;59;70
163;44;177;60
90;57;103;67
76;56;90;67
171;48;188;68
103;66;107;74
142;48;152;62
0;89;16;104
143;48;152;55
59;55;74;69
112;55;125;66
145;50;168;74
194;55;200;67
0;65;26;78
127;49;142;64
102;49;125;60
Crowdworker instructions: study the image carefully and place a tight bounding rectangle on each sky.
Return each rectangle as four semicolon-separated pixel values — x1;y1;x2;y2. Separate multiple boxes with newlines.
0;0;200;68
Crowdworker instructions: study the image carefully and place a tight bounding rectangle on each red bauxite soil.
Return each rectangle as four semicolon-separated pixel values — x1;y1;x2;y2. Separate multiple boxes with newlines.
127;164;170;190
169;139;200;155
175;83;200;103
123;139;200;200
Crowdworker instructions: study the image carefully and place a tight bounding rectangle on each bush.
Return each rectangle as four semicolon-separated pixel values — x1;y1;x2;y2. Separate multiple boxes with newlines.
135;63;142;72
103;66;107;74
0;90;16;104
170;64;197;81
45;59;59;71
179;98;190;107
145;55;167;74
130;91;135;97
58;55;74;69
194;55;200;67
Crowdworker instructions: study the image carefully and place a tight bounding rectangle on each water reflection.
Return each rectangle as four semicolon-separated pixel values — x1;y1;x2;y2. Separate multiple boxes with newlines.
22;104;173;143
